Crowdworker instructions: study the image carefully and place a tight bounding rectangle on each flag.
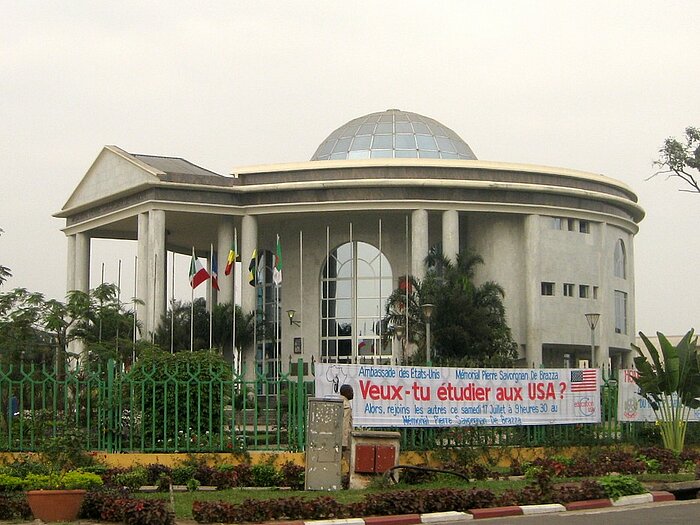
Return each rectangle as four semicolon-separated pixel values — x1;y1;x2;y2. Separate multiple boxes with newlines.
225;233;237;276
257;252;266;285
211;252;220;291
189;255;210;289
224;245;236;276
272;234;282;285
248;248;257;286
570;369;598;392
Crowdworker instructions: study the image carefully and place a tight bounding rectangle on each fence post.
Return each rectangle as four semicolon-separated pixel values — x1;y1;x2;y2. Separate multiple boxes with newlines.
106;358;115;452
296;358;305;450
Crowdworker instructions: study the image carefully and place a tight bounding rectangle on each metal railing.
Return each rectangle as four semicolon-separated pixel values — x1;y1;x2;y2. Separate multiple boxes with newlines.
0;363;695;453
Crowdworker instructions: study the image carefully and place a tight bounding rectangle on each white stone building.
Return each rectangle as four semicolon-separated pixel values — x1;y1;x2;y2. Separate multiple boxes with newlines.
56;109;644;374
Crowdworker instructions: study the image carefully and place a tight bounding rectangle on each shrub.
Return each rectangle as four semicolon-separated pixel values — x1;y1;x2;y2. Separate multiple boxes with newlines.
637;446;682;473
0;492;31;520
172;465;197;485
145;463;172;484
598;475;646;500
232;463;253;486
251;463;282;487
280;461;304;489
210;465;238;489
0;473;23;491
80;487;131;520
113;467;148;489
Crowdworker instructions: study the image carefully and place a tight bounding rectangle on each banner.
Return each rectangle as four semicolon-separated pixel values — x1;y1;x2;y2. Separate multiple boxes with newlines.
315;364;601;427
617;369;700;422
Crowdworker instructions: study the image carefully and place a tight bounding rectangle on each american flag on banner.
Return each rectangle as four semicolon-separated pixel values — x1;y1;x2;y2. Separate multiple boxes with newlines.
570;369;598;392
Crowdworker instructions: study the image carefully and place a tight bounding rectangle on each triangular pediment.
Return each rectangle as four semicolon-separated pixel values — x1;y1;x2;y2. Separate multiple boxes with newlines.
60;146;164;214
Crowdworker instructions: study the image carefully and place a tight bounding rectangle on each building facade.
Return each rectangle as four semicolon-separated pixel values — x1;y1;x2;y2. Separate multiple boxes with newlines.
56;109;644;374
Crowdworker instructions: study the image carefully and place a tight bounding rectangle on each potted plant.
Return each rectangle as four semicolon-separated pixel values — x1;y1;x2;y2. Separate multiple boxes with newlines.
23;470;103;522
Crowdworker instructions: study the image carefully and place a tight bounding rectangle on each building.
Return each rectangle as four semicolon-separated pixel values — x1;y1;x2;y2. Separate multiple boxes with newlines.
56;109;644;373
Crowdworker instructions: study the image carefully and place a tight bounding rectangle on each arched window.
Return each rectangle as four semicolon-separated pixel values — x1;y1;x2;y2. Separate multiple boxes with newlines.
321;241;393;364
614;239;626;279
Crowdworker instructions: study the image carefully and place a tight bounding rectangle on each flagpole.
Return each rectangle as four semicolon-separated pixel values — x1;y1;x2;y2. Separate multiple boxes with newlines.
209;243;214;351
133;255;137;365
405;215;409;359
378;218;382;363
299;230;303;356
191;247;195;352
152;253;157;344
99;262;104;343
116;258;121;361
170;251;175;354
251;248;257;378
232;228;237;371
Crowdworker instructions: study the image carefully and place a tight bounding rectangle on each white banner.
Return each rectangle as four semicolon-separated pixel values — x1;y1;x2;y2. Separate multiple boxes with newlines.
315;364;601;427
617;369;700;422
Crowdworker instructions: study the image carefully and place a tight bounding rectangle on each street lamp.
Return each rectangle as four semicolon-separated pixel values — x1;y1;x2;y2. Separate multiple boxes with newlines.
286;309;300;326
421;303;435;364
584;313;600;368
394;325;405;364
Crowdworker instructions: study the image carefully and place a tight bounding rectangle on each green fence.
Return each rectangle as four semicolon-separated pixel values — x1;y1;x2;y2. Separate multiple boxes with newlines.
0;363;694;453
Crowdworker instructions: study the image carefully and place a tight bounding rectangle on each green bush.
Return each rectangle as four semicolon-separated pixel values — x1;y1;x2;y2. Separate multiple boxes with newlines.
22;470;103;490
127;349;233;446
0;473;23;491
598;475;646;500
251;463;282;487
113;467;149;489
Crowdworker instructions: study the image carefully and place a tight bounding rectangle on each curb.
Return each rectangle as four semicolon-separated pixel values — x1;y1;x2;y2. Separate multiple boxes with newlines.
298;492;676;523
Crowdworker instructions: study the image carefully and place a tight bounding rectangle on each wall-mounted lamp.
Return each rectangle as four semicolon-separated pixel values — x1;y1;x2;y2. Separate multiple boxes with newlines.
286;309;301;326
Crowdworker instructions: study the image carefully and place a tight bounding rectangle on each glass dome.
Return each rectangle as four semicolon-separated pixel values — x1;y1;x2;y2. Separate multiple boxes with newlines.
311;109;477;161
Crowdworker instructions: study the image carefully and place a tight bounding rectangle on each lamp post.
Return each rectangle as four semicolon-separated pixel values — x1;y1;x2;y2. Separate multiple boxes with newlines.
584;313;600;368
421;303;435;364
394;325;405;364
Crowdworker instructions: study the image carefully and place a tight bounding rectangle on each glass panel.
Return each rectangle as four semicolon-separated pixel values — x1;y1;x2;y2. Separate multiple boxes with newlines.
372;135;393;149
395;122;413;132
316;140;334;156
395;134;416;149
329;152;346;160
333;137;352;153
357;298;381;319
375;122;393;134
395;150;418;158
412;122;430;134
348;150;371;159
454;140;470;155
428;124;447;136
416;135;437;150
370;150;393;158
357;278;380;297
358;123;376;135
436;136;456;153
350;135;372;150
332;299;352;318
440;152;459;159
395;112;409;121
340;124;360;138
379;114;393;123
419;150;440;158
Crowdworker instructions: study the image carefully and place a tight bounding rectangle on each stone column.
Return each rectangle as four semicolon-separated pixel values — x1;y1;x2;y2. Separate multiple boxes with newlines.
148;209;166;336
524;215;542;367
136;212;149;339
240;215;258;315
411;209;428;280
66;234;76;293
442;209;459;263
74;232;90;293
217;219;235;306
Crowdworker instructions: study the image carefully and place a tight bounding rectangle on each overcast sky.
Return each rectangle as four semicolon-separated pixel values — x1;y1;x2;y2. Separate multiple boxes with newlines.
1;1;698;336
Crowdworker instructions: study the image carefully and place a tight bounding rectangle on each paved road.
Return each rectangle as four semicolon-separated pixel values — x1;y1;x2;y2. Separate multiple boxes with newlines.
468;499;700;524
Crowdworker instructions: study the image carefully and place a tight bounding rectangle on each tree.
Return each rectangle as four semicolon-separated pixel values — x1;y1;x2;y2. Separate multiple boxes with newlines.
384;249;518;367
632;330;700;453
653;126;700;193
0;228;11;286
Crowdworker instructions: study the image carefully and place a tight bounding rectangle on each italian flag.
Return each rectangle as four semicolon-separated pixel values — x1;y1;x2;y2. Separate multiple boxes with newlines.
189;254;210;289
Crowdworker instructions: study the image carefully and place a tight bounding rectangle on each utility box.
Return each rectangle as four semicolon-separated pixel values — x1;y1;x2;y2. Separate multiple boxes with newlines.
349;430;401;489
305;397;343;490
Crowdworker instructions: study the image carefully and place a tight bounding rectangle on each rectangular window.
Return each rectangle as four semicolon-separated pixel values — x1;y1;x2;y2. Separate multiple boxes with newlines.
579;285;590;298
615;290;628;334
541;282;555;296
551;217;563;230
567;218;576;231
593;286;598;299
579;220;590;234
563;283;574;296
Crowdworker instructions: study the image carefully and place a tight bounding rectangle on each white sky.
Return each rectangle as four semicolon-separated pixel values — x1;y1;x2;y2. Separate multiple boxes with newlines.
1;1;698;336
